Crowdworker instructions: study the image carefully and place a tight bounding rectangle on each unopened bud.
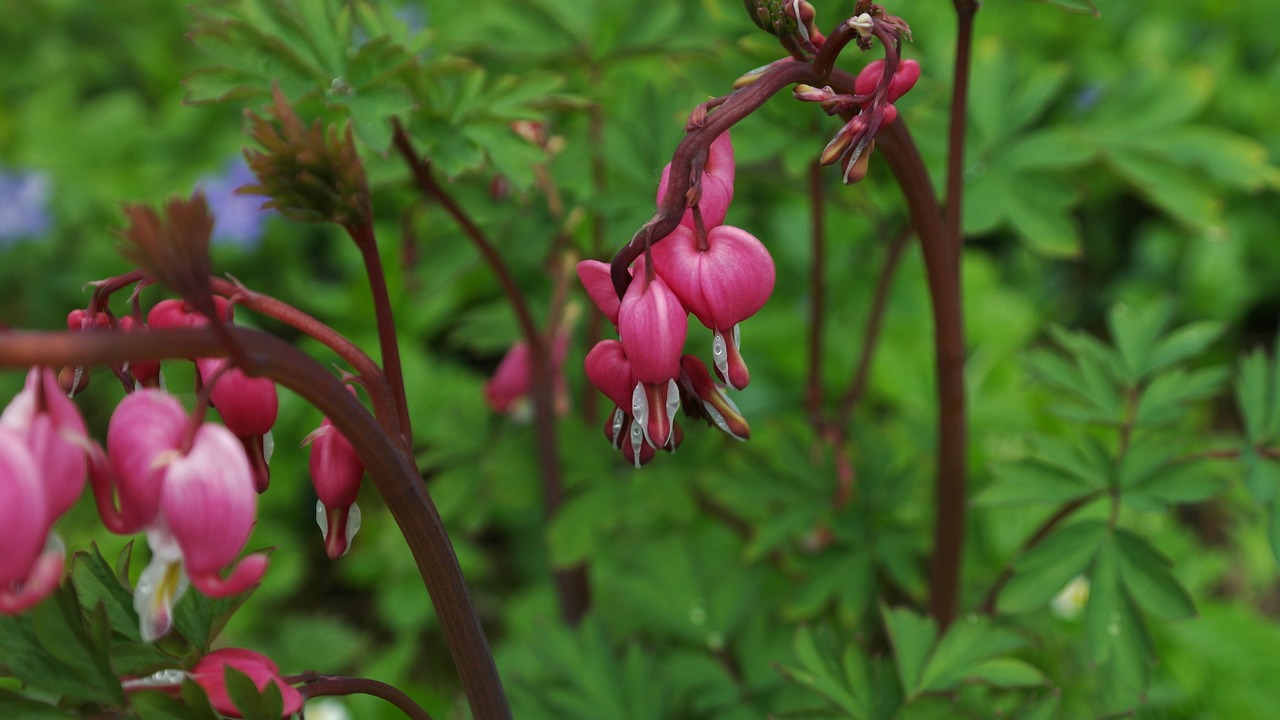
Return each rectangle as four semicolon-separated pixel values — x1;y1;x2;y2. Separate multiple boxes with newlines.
848;13;874;38
842;139;875;184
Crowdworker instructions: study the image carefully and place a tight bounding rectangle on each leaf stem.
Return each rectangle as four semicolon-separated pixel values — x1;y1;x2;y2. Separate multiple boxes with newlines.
293;672;434;720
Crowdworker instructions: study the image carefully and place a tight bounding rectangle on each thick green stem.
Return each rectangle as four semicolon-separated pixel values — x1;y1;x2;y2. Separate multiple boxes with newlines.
0;329;512;719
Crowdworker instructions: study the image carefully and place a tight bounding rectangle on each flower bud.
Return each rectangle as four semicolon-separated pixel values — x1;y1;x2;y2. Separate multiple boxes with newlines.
190;648;303;718
305;417;364;559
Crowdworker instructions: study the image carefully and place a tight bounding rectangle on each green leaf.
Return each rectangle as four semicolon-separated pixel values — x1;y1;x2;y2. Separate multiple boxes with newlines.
0;689;75;720
968;658;1048;688
1084;539;1154;708
131;690;219;720
1237;349;1276;443
1244;454;1280;504
173;586;254;652
1003;127;1095;172
1145;320;1227;375
1105;148;1221;231
1031;0;1100;16
782;626;865;718
999;519;1108;613
1108;301;1173;383
223;665;273;720
918;616;1025;693
1114;530;1197;620
70;544;140;641
1133;366;1229;425
30;583;124;706
976;458;1101;506
881;606;936;696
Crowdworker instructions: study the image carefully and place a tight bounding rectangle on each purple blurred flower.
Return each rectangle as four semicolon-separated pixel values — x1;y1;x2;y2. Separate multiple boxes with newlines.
0;169;52;246
197;158;271;249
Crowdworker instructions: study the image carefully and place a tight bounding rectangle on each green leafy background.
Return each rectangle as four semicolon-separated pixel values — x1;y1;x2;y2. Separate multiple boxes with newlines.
2;0;1280;718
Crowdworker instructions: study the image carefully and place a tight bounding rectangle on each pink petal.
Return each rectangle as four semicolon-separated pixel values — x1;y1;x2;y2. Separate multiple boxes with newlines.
192;648;303;718
651;224;775;331
618;264;687;384
577;260;622;325
101;390;187;533
197;359;279;438
584;340;636;410
0;429;50;589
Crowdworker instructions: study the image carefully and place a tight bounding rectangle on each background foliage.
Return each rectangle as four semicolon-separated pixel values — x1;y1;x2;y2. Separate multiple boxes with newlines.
2;0;1280;717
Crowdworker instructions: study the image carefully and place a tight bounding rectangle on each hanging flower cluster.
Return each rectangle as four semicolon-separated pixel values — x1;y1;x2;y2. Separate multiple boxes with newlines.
580;132;773;467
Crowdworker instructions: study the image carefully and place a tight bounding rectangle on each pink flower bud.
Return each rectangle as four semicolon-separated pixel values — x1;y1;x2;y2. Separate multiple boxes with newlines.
677;355;750;440
304;417;364;559
190;648;303;718
159;423;268;598
118;316;161;387
0;428;63;614
854;59;920;103
147;297;234;329
484;331;571;418
618;260;687;384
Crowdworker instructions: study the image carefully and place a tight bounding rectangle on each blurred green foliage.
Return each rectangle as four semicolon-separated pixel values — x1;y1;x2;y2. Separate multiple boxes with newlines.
3;0;1280;718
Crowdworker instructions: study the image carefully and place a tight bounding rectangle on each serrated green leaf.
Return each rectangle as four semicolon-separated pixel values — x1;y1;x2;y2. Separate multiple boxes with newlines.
999;519;1108;613
976;459;1100;506
1106;148;1220;231
919;616;1025;693
1108;301;1173;383
30;583;124;706
785;626;864;717
70;545;140;641
881;606;935;696
1236;350;1273;443
1145;320;1226;374
1134;366;1229;425
968;658;1048;688
1114;530;1196;620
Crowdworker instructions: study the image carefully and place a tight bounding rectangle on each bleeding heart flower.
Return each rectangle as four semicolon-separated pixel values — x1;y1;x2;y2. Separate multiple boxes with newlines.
304;416;364;560
651;224;775;389
196;358;278;493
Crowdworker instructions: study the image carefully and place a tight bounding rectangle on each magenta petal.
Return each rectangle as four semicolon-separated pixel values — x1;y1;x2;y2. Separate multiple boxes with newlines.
188;553;269;597
584;340;636;410
104;390;187;533
0;548;64;615
0;429;50;590
618;266;687;384
576;260;622;325
160;423;259;593
651;224;775;332
484;341;533;413
306;419;363;508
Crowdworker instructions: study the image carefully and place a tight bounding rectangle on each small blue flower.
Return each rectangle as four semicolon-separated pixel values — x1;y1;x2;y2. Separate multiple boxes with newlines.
197;158;272;249
0;169;53;246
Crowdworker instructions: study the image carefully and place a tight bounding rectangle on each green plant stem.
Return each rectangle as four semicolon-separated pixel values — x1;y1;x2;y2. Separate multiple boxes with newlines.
876;120;968;630
293;672;434;720
0;328;512;719
346;221;414;457
391;122;590;625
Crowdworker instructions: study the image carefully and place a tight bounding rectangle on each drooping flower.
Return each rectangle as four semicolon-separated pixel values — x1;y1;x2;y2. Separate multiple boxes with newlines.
616;261;687;450
93;390;268;640
484;329;572;420
0;367;90;521
189;648;303;718
651;224;775;389
0;428;64;614
304;416;364;559
676;355;750;441
197;357;278;493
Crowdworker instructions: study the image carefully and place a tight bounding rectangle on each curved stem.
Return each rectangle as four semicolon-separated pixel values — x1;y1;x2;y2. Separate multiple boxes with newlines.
293;673;434;720
346;222;415;456
876;120;967;630
0;329;512;720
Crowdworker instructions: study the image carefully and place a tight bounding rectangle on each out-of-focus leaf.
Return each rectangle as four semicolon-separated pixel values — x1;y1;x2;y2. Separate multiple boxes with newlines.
999;520;1107;613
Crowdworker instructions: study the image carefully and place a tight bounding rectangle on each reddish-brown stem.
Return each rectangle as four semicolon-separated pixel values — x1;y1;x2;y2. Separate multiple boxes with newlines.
945;0;979;253
346;221;415;456
293;672;433;720
806;159;827;430
392;121;590;625
876;119;967;630
0;328;511;719
835;226;912;431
